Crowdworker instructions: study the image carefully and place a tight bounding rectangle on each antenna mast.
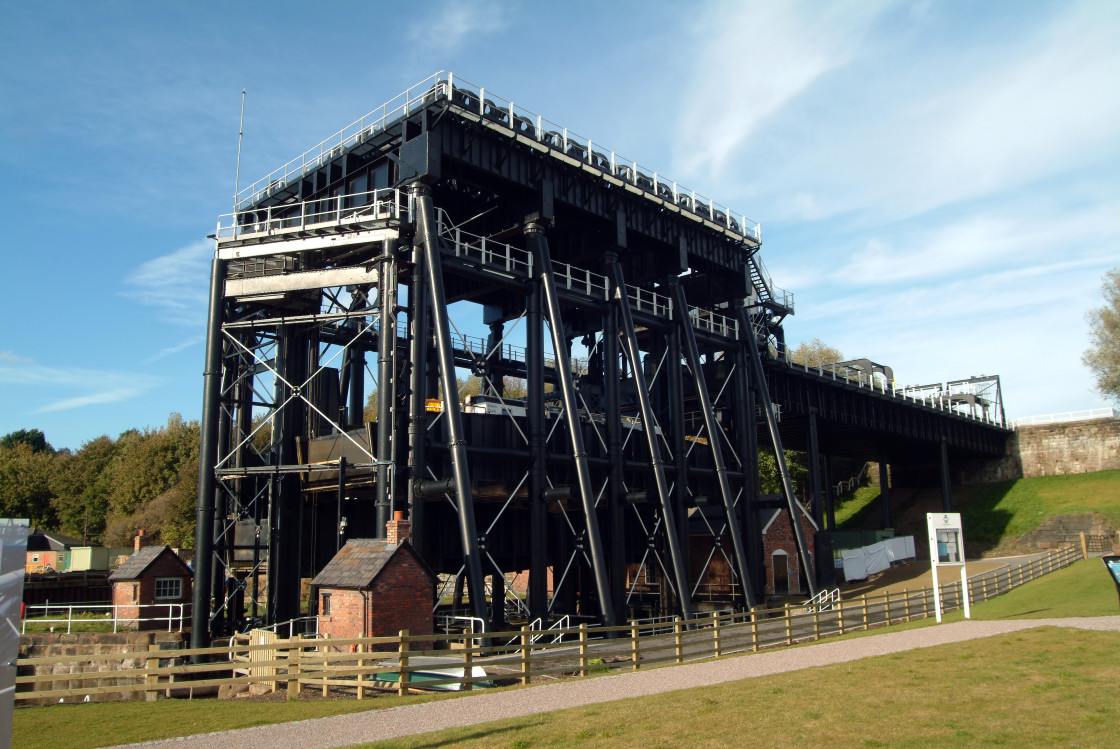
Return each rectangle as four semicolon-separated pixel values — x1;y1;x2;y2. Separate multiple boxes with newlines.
233;89;246;211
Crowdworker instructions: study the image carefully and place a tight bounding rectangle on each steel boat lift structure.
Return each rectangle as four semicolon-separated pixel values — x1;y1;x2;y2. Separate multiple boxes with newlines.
191;73;1008;646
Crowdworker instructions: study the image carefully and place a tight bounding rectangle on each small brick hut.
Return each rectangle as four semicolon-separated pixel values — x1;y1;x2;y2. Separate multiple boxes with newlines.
759;507;818;595
311;517;438;644
108;542;193;630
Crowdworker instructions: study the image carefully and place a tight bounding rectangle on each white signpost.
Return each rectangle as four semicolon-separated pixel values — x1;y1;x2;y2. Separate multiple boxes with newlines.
926;512;970;623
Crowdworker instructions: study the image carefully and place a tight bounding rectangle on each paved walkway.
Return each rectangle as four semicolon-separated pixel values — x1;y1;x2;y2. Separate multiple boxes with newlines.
112;616;1120;749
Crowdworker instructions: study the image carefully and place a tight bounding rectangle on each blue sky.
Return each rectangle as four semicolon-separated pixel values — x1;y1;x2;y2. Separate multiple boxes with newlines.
1;0;1117;451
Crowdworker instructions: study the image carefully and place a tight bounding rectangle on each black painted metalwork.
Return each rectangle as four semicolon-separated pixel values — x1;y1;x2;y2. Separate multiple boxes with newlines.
192;73;1013;641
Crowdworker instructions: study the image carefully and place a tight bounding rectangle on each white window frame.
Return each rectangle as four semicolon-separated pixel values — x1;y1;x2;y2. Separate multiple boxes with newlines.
154;576;183;601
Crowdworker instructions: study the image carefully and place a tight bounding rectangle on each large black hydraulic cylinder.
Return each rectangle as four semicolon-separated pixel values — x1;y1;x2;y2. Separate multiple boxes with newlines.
191;257;226;650
413;186;489;628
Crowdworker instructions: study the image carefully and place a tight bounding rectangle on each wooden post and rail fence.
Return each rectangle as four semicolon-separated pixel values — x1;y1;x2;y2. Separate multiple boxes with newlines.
14;546;1083;704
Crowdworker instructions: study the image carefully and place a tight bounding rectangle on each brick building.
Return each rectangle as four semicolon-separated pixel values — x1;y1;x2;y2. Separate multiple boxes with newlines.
759;507;817;595
311;517;438;645
108;543;193;630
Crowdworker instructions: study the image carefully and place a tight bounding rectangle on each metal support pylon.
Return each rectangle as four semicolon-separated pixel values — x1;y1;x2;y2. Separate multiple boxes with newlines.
526;223;616;627
608;260;693;621
736;303;818;598
669;282;756;609
412;184;489;629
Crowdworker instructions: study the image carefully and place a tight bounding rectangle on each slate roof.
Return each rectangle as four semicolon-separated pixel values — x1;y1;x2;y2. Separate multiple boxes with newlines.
109;545;191;581
27;528;86;552
311;538;437;590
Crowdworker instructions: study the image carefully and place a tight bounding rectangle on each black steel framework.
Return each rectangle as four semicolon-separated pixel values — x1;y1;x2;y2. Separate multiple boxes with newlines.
191;73;1010;645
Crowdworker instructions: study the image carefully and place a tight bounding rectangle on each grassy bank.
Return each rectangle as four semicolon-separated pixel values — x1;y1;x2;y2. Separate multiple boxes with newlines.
834;469;1120;553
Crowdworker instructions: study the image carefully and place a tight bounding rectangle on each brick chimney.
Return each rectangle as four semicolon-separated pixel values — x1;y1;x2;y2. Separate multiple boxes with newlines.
386;511;410;545
134;528;150;552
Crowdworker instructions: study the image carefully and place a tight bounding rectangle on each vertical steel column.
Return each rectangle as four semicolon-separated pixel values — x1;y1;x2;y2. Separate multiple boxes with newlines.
732;343;760;608
807;409;822;525
376;254;395;538
879;456;892;529
348;340;365;428
736;305;818;598
336;457;347;553
823;454;836;531
669;283;754;608
666;315;690;583
526;224;616;626
407;217;431;547
192;257;226;650
268;325;305;624
603;298;626;624
940;438;952;512
527;277;548;622
413;186;488;627
609;261;694;621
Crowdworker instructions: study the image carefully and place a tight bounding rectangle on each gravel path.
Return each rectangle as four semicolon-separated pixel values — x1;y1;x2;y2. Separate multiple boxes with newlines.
111;616;1120;749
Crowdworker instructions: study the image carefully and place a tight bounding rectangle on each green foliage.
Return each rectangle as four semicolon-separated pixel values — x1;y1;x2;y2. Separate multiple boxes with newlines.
1082;266;1120;402
757;447;808;496
8;416;201;548
49;435;117;542
0;443;57;526
0;427;52;453
101;414;199;547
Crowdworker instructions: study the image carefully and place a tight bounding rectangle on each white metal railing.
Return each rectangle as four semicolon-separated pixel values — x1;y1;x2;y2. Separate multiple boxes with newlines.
439;73;761;242
690;307;738;339
776;351;1005;427
1008;408;1118;427
235;72;449;210
553;261;610;300
217;188;406;241
21;603;188;634
805;587;841;612
437;615;486;648
237;71;762;243
255;615;320;639
629;286;672;318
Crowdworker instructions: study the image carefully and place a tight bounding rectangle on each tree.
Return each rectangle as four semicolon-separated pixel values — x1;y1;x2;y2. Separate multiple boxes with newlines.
0;428;52;453
1083;267;1120;403
49;435;118;542
0;443;57;526
789;338;844;368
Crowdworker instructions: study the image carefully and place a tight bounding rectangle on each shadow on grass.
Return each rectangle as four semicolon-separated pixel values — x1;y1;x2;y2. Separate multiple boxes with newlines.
836;480;1018;556
372;718;548;748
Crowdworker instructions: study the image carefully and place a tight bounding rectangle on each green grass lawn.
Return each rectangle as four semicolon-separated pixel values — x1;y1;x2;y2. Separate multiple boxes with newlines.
361;627;1120;748
14;557;1120;749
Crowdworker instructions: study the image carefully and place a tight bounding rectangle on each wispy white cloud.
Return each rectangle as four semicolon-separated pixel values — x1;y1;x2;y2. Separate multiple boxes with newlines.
727;1;1120;223
0;355;161;414
145;338;202;364
406;0;513;56
833;202;1120;286
120;239;212;326
673;0;892;180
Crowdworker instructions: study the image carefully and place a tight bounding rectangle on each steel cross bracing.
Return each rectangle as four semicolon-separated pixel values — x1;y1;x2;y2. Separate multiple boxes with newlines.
193;75;1011;647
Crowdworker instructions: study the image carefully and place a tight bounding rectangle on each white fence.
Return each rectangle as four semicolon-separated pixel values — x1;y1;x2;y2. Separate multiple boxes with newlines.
1008;408;1118;427
21;603;188;634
